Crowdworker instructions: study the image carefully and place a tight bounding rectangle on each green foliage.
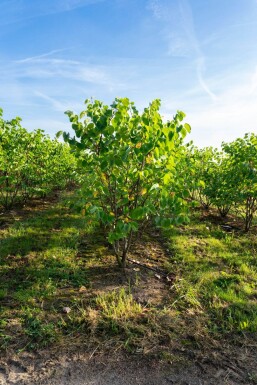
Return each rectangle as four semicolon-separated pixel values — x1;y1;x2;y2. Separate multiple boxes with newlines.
181;145;233;216
184;133;257;230
63;98;190;266
222;133;257;231
204;154;235;217
0;109;77;209
181;146;216;209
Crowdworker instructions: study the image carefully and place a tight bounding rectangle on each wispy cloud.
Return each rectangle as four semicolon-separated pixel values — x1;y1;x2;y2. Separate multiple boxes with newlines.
16;49;69;64
196;57;217;101
34;91;70;112
148;0;217;101
5;57;123;88
0;53;132;124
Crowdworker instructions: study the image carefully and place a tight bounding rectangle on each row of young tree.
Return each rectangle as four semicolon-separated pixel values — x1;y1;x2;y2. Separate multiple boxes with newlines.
183;133;257;232
0;108;77;210
1;99;256;267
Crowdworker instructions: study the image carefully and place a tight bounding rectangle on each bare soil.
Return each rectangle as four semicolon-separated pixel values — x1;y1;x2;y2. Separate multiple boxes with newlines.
0;343;257;385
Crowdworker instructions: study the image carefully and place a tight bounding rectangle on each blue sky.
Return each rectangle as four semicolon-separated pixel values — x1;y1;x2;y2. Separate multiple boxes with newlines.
1;0;257;147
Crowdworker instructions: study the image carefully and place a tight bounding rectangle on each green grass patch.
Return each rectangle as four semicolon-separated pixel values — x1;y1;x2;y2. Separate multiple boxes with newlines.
0;197;256;354
164;213;257;335
0;192;91;350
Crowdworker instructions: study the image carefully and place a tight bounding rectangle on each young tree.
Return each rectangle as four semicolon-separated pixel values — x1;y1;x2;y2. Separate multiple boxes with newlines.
63;98;191;268
222;133;257;232
182;146;216;210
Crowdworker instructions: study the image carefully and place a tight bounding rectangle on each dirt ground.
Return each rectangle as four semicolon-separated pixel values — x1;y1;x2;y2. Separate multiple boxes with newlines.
0;342;257;385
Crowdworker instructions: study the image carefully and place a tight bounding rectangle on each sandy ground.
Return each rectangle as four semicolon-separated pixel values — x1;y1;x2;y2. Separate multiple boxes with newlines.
0;348;256;385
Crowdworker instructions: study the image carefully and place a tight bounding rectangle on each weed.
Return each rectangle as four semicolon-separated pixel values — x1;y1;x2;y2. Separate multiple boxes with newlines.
248;371;257;384
22;311;59;348
96;288;143;320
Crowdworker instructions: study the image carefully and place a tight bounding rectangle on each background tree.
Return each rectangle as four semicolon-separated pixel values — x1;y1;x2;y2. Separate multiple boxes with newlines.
222;133;257;231
0;108;76;209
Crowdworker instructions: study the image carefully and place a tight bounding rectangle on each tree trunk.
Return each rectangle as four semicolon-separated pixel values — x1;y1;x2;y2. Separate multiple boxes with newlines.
244;196;255;232
113;232;133;270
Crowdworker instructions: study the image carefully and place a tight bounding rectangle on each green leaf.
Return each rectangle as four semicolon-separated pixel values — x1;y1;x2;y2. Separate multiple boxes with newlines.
184;123;191;133
130;207;146;220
